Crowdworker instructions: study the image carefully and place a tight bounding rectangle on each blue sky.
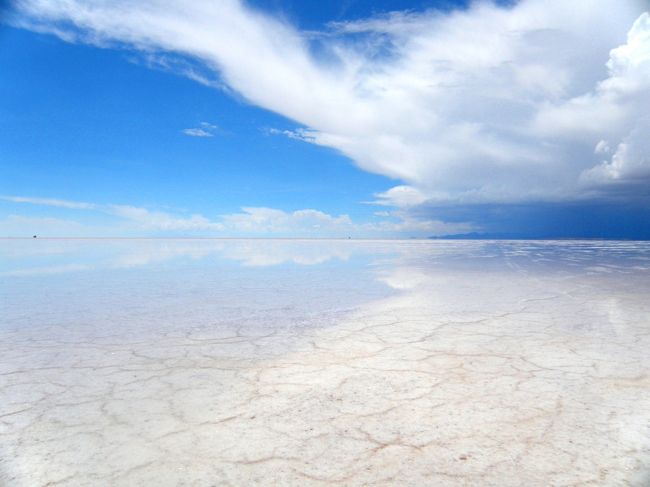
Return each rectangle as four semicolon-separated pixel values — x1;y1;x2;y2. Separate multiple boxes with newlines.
1;0;649;238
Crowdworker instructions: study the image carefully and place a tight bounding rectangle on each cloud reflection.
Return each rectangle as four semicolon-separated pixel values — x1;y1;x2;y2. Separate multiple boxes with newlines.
0;239;371;276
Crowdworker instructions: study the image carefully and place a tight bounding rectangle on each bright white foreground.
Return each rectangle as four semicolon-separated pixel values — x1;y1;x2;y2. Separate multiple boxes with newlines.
1;239;649;486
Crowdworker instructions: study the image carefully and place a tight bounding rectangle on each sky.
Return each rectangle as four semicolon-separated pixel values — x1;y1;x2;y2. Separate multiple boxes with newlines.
1;0;649;238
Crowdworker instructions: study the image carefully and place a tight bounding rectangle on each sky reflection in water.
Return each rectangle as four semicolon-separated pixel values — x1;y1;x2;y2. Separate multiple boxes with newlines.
1;239;650;486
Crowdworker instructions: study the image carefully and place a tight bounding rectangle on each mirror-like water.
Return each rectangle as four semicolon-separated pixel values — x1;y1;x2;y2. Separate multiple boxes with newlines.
2;239;649;486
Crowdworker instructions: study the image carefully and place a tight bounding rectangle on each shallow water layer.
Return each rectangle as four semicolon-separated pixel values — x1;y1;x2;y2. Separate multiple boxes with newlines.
1;239;650;486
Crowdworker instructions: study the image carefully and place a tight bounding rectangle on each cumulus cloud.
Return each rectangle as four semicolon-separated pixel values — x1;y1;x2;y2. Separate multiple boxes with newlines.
9;0;650;210
2;195;459;237
107;205;226;231
580;119;650;192
222;207;353;234
220;206;471;237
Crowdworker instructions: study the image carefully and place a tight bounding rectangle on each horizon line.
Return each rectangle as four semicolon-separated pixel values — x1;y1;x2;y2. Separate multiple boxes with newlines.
2;237;650;242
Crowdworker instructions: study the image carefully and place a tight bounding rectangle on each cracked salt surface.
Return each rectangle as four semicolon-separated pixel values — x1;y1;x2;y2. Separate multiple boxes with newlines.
1;239;650;486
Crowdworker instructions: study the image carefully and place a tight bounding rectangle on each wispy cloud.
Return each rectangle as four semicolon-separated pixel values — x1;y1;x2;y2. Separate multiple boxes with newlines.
182;128;213;137
266;127;316;143
130;53;228;91
1;196;227;232
1;195;96;209
181;121;221;137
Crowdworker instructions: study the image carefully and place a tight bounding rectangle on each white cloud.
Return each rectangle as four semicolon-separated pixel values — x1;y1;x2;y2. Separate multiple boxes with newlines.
11;0;649;209
371;186;429;207
1;196;227;233
221;207;354;235
594;140;612;155
132;53;228;91
182;121;221;137
363;210;475;236
1;195;96;209
182;128;213;137
580;119;650;188
107;205;226;231
2;195;459;237
266;127;316;142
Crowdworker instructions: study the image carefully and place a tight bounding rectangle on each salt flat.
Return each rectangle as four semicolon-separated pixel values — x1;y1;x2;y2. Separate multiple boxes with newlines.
1;239;649;486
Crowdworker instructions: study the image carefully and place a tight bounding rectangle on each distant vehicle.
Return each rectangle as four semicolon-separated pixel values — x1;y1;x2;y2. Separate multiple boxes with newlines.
33;235;37;238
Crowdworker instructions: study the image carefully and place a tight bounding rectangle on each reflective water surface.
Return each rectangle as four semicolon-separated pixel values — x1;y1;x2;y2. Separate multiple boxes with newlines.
1;239;650;486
